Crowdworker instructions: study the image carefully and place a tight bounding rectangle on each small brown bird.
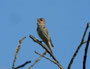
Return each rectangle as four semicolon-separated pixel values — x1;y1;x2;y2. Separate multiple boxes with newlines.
37;18;54;54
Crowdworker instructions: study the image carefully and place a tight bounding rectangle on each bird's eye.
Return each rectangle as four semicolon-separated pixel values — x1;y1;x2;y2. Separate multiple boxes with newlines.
40;18;43;21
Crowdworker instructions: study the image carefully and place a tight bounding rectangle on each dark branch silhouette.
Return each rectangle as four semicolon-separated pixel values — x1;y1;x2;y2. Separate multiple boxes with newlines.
68;23;90;69
15;61;31;69
83;32;90;69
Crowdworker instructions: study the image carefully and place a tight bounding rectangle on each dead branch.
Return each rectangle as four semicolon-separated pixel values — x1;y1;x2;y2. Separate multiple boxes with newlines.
12;37;31;69
28;51;47;69
34;51;58;64
29;35;63;69
68;23;90;69
15;61;31;69
83;32;90;69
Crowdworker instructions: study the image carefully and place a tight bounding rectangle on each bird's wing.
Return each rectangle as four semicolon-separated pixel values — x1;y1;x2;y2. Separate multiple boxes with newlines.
41;26;54;47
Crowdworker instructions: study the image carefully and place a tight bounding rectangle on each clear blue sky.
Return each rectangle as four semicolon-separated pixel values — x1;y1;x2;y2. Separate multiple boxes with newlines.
0;0;90;69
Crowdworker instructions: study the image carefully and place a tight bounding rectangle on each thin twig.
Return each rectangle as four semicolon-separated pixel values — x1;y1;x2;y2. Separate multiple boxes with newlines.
15;61;31;69
35;51;58;64
12;37;26;69
28;51;47;69
83;32;90;69
68;23;90;69
29;35;63;69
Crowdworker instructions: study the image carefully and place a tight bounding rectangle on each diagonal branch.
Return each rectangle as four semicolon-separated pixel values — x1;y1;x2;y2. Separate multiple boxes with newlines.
12;37;26;69
68;23;90;69
29;35;63;69
35;51;58;65
28;51;47;69
15;61;31;69
83;32;90;69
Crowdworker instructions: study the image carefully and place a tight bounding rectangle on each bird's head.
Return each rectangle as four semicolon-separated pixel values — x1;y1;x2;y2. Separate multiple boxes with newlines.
37;18;45;25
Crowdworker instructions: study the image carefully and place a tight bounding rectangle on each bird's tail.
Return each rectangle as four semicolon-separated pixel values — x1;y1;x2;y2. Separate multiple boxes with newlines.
48;41;53;54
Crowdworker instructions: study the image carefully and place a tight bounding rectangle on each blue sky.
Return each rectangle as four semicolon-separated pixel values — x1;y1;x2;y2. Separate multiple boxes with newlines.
0;0;90;69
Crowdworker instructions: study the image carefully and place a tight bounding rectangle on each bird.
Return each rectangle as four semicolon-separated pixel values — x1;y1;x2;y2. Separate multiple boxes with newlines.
37;18;54;54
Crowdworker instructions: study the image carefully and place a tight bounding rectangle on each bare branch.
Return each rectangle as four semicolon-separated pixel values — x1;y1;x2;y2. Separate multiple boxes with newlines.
15;61;31;69
29;35;63;69
68;23;90;69
12;37;26;69
34;51;58;65
28;51;47;69
83;32;90;69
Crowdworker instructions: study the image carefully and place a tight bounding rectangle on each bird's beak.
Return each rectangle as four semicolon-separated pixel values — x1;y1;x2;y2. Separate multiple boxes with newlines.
37;18;40;24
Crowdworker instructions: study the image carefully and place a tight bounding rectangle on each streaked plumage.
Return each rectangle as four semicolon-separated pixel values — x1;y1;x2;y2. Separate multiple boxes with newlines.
37;18;54;54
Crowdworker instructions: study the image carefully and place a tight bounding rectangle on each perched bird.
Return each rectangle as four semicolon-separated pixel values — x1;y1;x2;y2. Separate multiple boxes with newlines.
37;18;54;54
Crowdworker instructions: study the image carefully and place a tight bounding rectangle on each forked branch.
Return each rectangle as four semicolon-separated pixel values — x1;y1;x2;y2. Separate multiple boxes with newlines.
68;23;90;69
12;37;31;69
29;35;63;69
